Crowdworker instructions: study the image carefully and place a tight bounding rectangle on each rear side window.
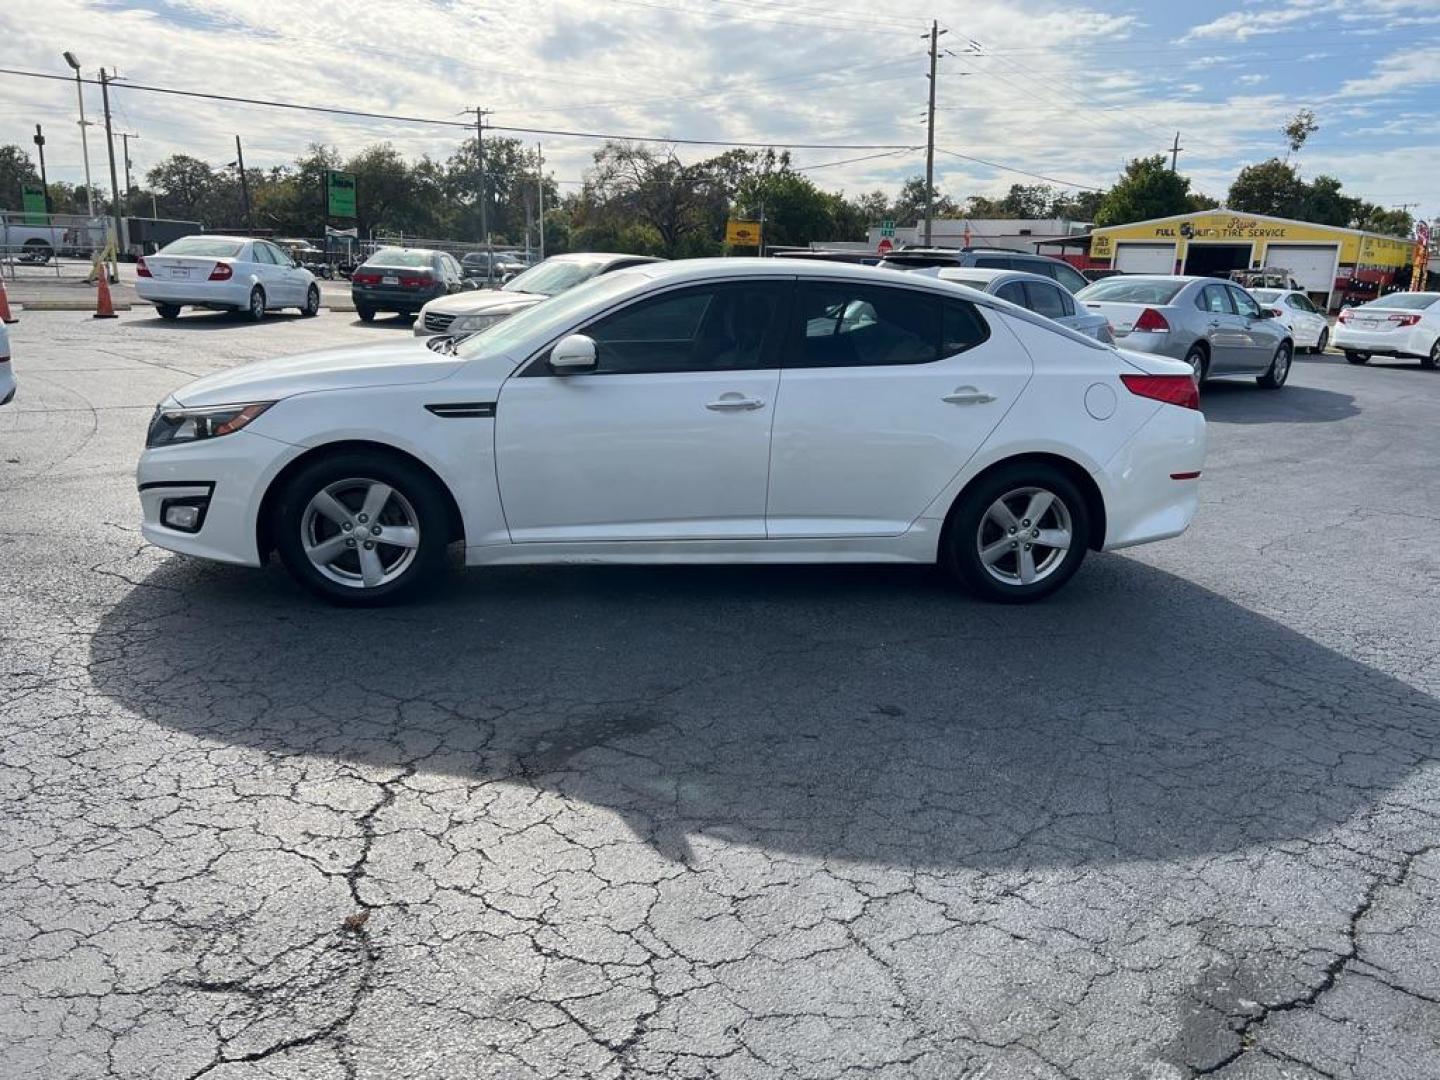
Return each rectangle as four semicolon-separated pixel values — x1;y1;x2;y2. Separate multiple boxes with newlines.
942;301;988;356
1025;282;1072;319
1197;285;1233;314
995;281;1027;306
793;283;987;367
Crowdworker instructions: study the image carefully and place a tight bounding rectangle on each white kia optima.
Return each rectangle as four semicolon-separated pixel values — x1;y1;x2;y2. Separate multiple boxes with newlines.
136;260;1205;605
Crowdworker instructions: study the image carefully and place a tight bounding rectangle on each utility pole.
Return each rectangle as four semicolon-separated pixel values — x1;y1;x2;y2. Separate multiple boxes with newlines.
99;68;124;258
32;125;52;213
536;141;545;262
233;135;254;235
62;52;95;218
120;132;140;211
923;20;945;247
465;107;493;282
1169;132;1183;172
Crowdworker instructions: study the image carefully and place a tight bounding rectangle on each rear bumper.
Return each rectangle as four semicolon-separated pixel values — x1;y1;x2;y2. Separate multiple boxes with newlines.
1108;330;1186;361
1096;403;1206;551
1332;324;1434;357
351;286;445;313
135;280;252;308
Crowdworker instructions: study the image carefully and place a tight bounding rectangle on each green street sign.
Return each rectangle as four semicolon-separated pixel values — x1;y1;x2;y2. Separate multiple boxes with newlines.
880;219;895;238
22;182;47;224
326;170;356;218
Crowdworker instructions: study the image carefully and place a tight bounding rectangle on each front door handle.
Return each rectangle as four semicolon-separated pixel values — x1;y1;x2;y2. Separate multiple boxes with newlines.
943;387;996;405
706;393;766;411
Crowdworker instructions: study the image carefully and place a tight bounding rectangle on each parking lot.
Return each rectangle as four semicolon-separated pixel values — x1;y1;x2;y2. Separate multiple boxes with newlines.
2;308;1439;1078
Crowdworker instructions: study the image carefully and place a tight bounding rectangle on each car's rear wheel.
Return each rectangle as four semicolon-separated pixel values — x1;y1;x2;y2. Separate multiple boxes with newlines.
1421;339;1439;370
1313;328;1329;355
155;304;181;320
273;452;450;606
301;285;320;317
1345;350;1370;365
356;305;376;323
1257;341;1292;389
943;463;1090;604
243;286;265;322
1183;343;1209;385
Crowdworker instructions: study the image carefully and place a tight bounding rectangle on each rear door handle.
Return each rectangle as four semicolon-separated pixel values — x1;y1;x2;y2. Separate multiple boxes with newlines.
943;387;996;405
706;394;766;411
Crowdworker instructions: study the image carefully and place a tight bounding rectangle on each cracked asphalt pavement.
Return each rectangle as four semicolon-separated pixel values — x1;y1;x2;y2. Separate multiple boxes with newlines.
2;308;1438;1079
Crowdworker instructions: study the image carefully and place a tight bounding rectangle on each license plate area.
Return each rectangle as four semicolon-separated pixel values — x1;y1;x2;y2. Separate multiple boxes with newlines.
382;275;399;285
169;268;191;279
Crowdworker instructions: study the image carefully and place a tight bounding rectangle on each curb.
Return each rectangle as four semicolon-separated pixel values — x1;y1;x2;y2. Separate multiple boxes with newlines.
18;300;134;312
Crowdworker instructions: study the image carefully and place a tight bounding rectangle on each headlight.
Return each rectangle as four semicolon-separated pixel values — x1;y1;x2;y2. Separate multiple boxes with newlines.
449;312;508;335
146;401;273;448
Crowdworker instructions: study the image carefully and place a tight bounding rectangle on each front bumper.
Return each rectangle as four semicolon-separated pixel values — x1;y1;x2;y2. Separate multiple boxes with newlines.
137;428;301;566
136;280;252;308
1332;323;1434;358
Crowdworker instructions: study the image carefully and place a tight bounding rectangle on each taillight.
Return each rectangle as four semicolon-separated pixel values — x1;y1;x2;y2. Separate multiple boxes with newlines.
1133;307;1170;333
1391;313;1420;326
1120;373;1200;410
208;262;233;281
398;274;432;288
136;256;151;278
352;272;379;285
1337;308;1352;323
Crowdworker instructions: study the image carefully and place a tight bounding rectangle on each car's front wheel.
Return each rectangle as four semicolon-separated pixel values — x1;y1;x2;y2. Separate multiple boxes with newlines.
943;463;1091;603
273;452;451;606
1345;351;1370;365
301;285;320;317
1257;341;1292;389
1313;328;1329;355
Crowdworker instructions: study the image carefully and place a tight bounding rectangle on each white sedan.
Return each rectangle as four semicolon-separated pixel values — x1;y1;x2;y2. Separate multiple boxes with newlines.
1334;292;1440;368
0;322;12;406
1251;288;1331;353
136;259;1206;605
136;235;321;321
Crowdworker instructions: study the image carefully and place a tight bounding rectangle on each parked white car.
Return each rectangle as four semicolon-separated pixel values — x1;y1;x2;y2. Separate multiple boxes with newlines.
1334;292;1440;368
913;266;1114;343
136;235;321;321
1251;288;1331;353
0;322;13;406
136;260;1205;605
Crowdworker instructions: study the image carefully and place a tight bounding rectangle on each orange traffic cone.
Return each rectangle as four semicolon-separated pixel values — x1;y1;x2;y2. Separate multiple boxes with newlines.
0;277;16;324
93;266;118;319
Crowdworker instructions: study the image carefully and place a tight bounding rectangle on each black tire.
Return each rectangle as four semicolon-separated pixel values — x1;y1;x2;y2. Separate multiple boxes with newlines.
20;240;53;265
1183;342;1209;385
1257;341;1292;389
1313;328;1329;355
301;284;320;317
155;304;181;321
272;451;451;606
1345;350;1370;365
243;286;266;322
942;462;1091;604
1421;339;1439;370
356;305;376;323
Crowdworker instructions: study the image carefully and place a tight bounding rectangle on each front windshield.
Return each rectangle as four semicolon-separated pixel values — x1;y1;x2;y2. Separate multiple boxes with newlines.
503;258;608;297
1363;292;1439;311
456;270;645;360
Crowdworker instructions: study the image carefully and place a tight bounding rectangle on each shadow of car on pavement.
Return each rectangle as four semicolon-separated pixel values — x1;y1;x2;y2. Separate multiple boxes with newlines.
89;553;1439;869
1200;379;1360;424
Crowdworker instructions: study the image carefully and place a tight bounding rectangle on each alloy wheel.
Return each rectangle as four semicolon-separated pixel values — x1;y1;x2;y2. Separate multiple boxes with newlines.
1273;343;1291;383
975;486;1073;587
301;478;420;589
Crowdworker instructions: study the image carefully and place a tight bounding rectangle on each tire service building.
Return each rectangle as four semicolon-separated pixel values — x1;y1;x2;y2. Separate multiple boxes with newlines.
1086;210;1414;311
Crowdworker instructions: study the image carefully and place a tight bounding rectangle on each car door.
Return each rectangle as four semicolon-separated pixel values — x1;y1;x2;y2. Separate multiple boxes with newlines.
253;243;292;304
1195;284;1247;372
1227;285;1279;371
269;242;309;304
766;281;1031;538
1289;294;1323;348
494;280;788;543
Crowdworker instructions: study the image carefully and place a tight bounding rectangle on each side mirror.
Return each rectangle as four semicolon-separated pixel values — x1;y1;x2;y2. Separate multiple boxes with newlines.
549;334;597;373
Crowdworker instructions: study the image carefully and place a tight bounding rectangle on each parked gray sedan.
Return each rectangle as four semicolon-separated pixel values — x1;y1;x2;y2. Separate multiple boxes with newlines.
1075;275;1293;389
915;267;1114;343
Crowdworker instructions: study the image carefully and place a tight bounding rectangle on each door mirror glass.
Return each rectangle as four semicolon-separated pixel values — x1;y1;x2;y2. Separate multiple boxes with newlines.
549;333;598;372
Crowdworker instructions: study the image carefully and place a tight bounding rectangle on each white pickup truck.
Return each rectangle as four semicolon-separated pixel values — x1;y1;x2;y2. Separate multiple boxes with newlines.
0;213;105;263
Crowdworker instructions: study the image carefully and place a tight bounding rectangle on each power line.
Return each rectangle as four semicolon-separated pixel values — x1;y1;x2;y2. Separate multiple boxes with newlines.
0;67;916;150
790;148;920;172
932;146;1103;191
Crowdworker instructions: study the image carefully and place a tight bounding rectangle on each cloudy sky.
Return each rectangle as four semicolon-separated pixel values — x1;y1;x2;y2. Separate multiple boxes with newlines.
2;0;1437;224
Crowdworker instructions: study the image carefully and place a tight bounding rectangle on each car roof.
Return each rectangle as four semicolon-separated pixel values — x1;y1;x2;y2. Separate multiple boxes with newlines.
547;252;665;266
935;267;1060;288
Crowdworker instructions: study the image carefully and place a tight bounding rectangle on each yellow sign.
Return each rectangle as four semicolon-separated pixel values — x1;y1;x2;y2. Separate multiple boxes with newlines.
726;219;762;247
1090;212;1413;270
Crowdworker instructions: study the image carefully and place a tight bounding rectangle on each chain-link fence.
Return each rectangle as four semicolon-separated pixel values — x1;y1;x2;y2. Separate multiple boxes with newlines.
0;211;109;284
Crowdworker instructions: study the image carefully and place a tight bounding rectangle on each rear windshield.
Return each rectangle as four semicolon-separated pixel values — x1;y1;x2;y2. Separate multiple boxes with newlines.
1251;289;1282;303
364;249;433;269
161;237;242;258
1362;293;1439;311
1076;278;1185;304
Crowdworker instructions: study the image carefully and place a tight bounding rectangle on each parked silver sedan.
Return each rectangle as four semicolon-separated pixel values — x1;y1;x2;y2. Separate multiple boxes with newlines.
1075;275;1294;389
915;267;1114;343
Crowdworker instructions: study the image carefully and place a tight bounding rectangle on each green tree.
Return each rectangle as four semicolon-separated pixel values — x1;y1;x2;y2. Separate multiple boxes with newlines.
1227;158;1308;218
1094;156;1204;227
0;144;40;211
583;142;723;257
1283;108;1319;156
891;176;957;226
145;155;219;220
1350;202;1413;237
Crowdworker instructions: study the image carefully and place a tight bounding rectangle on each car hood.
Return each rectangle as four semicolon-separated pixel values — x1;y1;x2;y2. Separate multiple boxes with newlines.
423;290;547;318
170;342;464;407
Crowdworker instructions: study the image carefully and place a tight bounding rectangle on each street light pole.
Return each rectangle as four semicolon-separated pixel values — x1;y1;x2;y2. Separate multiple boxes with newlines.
233;135;254;235
923;20;945;247
98;68;124;258
33;125;52;214
120;132;140;210
62;51;95;218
